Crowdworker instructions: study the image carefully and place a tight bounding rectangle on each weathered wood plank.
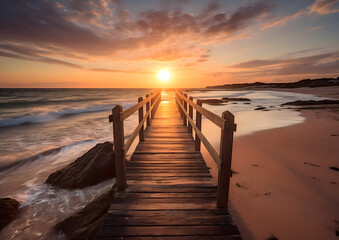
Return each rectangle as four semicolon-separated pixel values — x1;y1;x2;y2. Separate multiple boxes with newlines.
102;215;234;226
109;202;217;210
111;197;217;204
97;236;242;240
113;192;217;198
99;225;239;237
130;153;203;160
126;173;211;177
126;169;211;173
124;186;217;193
128;160;204;164
127;180;214;186
127;163;207;167
126;166;209;170
107;209;229;216
143;132;193;138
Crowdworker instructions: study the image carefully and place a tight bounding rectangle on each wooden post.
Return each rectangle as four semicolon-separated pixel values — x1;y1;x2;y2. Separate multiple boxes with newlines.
151;93;155;119
112;105;126;191
176;93;183;118
183;93;188;126
195;99;202;151
138;97;144;141
217;111;235;208
179;92;184;117
154;90;161;114
176;95;182;117
188;96;193;133
146;94;151;127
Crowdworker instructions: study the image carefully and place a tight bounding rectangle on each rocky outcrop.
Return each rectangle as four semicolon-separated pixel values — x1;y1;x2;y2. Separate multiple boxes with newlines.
222;97;250;101
206;77;339;89
54;187;116;240
0;198;20;231
200;97;251;106
200;99;225;105
282;99;339;106
254;106;266;110
46;142;115;189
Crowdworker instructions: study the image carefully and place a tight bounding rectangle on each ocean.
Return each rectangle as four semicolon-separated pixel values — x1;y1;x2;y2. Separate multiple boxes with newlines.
0;88;323;239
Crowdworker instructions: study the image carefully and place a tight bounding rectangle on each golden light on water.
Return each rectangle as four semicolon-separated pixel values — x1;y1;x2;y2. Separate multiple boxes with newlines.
157;70;170;82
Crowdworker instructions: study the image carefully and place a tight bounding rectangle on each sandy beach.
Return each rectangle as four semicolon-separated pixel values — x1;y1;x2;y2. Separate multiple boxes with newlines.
228;86;339;240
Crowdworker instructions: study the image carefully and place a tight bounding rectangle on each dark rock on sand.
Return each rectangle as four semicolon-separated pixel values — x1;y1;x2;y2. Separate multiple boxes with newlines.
0;198;20;231
282;99;339;106
206;77;339;89
304;162;320;167
54;187;116;240
46;142;115;189
266;234;279;240
222;97;251;101
255;106;266;110
201;99;225;105
329;167;339;172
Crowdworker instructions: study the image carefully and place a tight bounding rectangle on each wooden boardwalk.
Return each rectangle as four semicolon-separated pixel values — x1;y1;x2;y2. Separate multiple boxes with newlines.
97;91;241;239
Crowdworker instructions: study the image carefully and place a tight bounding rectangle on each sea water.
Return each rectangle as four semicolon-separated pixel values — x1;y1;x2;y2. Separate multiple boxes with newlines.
0;88;323;239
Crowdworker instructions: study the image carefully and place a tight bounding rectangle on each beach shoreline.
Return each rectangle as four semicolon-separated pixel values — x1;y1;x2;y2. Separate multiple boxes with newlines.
228;87;339;240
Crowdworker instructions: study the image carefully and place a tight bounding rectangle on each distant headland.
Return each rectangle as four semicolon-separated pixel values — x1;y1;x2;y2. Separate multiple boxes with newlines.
206;77;339;89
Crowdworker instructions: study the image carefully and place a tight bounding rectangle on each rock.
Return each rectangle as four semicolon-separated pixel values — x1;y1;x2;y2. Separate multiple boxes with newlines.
282;99;339;106
266;234;279;240
206;77;339;89
46;142;115;189
255;106;266;110
200;99;225;105
222;97;251;101
0;198;20;231
329;166;339;171
54;187;116;240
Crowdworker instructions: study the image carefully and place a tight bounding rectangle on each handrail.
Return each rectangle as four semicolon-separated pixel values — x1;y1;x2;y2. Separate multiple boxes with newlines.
109;89;161;191
121;91;160;121
177;97;222;168
175;89;236;208
123;94;160;153
175;89;225;129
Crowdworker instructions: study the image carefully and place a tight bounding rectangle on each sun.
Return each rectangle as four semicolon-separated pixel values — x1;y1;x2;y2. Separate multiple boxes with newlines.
157;70;170;82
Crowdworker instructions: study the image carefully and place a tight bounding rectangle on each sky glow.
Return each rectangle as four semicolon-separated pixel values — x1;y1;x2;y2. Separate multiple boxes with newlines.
0;0;338;88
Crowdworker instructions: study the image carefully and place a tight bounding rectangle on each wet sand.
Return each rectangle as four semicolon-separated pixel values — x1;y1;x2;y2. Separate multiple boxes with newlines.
229;87;339;239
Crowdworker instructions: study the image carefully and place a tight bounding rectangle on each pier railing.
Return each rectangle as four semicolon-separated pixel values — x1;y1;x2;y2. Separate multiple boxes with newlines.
109;90;161;190
175;89;236;208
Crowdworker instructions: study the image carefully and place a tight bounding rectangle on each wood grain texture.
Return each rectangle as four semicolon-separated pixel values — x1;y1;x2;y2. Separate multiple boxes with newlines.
97;91;241;239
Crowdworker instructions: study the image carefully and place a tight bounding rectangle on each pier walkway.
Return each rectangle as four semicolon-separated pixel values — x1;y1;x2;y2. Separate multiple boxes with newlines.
97;90;241;239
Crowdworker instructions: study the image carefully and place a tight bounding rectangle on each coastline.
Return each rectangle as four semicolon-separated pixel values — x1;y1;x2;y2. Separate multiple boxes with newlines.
228;87;339;240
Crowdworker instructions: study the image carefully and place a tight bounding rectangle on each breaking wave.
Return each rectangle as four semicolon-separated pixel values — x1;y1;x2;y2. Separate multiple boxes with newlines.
0;103;134;128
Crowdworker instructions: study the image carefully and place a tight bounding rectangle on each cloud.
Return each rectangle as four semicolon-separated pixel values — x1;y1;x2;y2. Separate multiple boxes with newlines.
218;51;339;81
309;0;339;14
0;0;274;69
204;1;272;37
262;9;306;29
0;41;147;74
263;0;339;30
0;49;84;69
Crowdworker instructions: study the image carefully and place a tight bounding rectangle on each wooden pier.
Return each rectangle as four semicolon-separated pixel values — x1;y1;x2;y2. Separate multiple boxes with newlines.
97;90;241;239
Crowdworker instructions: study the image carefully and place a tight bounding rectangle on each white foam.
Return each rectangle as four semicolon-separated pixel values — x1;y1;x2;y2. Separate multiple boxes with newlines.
1;180;115;240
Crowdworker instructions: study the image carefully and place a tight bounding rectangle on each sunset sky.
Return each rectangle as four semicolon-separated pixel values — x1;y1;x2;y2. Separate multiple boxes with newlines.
0;0;338;88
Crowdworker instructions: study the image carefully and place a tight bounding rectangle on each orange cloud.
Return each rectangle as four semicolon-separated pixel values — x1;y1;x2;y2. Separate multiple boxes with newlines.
309;0;339;14
263;0;339;30
0;0;273;70
210;51;339;83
